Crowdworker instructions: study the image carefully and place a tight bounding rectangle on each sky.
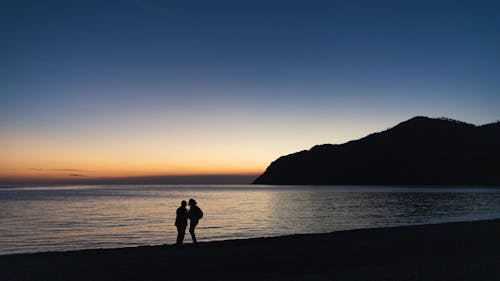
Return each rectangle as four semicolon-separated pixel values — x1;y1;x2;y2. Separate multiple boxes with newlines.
1;0;499;183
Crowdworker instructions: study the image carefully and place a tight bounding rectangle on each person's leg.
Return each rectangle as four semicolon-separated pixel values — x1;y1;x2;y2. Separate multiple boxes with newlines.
189;222;197;243
176;226;182;245
179;226;186;245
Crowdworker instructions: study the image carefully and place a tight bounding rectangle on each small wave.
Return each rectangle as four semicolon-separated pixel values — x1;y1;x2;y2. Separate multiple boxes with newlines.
201;226;224;229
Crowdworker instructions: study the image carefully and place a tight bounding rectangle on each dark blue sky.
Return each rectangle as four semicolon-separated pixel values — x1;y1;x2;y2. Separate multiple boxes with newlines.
2;0;499;118
1;0;499;179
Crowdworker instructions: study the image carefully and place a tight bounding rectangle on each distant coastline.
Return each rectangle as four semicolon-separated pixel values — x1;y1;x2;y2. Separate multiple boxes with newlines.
0;174;258;186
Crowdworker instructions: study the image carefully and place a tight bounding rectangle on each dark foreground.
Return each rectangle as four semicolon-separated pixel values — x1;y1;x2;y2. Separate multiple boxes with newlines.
2;219;499;281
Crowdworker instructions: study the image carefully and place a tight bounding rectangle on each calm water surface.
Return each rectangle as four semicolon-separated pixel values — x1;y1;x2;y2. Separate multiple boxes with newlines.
1;185;500;255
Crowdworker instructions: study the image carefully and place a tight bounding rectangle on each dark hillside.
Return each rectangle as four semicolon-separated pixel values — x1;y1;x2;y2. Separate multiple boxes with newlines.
254;117;500;185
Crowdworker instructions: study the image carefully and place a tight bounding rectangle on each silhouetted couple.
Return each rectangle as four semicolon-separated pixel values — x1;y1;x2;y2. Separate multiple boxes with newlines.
175;198;203;246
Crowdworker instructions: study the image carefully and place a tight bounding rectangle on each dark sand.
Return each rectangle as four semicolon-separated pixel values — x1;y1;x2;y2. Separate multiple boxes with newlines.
2;219;499;281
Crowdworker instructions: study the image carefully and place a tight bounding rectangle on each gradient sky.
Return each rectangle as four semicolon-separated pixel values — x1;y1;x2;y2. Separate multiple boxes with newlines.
1;0;499;182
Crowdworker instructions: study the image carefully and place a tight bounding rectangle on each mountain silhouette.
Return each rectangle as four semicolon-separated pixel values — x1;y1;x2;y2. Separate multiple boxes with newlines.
254;116;500;186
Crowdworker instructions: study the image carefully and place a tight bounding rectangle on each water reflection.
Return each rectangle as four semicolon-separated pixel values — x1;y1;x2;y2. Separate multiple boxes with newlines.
0;185;499;254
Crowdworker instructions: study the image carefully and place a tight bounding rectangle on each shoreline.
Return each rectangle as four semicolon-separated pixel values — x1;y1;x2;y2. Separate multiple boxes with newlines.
2;217;499;257
2;219;499;280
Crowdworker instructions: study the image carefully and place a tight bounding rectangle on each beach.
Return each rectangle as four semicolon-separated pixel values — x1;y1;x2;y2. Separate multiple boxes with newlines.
1;219;499;281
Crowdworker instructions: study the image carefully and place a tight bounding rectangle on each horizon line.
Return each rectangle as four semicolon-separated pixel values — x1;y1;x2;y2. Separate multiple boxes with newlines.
0;173;260;185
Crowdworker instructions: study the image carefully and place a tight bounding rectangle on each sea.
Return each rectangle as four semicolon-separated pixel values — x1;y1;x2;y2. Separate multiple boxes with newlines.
1;185;500;255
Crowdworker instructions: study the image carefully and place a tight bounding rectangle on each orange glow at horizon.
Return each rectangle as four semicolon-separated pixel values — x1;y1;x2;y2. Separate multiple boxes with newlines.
0;112;398;182
0;130;270;181
0;143;266;180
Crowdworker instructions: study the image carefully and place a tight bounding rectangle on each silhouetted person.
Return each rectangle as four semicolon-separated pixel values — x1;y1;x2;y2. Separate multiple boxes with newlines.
187;198;203;244
175;200;188;246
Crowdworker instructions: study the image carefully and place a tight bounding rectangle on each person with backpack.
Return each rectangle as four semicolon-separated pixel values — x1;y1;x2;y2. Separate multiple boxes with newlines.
187;198;203;244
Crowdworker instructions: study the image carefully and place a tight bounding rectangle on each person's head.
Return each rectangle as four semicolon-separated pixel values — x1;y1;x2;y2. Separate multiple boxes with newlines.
188;198;197;206
181;200;187;207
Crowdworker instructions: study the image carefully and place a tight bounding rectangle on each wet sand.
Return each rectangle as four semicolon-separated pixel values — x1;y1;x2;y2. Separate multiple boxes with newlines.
1;219;499;281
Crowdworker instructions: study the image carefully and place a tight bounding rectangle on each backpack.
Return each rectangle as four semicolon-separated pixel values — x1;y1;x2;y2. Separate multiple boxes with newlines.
197;207;204;220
